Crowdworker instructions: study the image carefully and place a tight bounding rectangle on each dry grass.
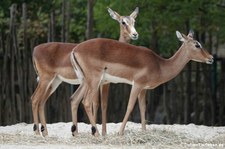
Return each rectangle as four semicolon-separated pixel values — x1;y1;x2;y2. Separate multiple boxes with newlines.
1;128;224;148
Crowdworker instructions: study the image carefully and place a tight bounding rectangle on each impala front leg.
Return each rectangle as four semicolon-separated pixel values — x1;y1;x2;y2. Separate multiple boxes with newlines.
101;84;110;136
138;89;147;131
92;90;100;123
119;84;142;135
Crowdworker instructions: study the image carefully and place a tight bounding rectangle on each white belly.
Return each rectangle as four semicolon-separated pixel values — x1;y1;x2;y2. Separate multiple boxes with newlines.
57;75;80;84
104;73;133;85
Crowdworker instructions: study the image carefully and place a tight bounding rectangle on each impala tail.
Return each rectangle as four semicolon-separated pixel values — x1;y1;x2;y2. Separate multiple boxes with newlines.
70;51;84;83
32;57;40;82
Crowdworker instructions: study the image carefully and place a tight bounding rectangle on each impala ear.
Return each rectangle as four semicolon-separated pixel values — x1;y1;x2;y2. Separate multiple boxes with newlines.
187;29;194;38
176;31;186;42
107;7;121;22
130;7;139;19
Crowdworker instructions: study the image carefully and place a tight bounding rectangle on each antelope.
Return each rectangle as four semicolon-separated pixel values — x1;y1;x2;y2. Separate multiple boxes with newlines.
70;30;214;136
31;7;139;137
92;7;139;136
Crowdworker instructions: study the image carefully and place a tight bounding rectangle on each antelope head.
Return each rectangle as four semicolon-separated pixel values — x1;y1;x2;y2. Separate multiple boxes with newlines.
176;30;214;64
108;7;139;41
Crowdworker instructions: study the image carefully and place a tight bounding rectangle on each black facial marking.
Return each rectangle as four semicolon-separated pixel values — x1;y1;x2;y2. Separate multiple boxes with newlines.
71;125;76;133
91;126;96;135
122;21;126;25
41;125;45;132
33;124;37;131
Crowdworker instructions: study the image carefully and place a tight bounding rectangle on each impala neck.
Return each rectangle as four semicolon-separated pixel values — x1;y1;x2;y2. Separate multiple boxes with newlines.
160;44;190;83
119;26;130;43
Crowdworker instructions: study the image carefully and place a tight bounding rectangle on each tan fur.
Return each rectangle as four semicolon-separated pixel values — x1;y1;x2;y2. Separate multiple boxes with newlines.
31;7;139;137
71;31;213;135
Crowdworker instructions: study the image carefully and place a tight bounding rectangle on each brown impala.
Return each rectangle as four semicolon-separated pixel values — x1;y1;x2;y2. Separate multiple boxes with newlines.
70;30;213;136
31;7;139;137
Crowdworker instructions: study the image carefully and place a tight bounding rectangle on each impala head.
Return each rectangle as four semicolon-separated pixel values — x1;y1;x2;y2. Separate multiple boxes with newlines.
176;30;214;64
108;7;139;40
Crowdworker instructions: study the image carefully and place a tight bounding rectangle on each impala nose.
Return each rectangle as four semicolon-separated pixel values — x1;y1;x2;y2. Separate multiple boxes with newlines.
206;56;214;64
131;33;138;40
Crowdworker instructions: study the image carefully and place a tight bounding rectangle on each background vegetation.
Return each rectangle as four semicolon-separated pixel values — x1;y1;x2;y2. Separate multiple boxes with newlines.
0;0;225;126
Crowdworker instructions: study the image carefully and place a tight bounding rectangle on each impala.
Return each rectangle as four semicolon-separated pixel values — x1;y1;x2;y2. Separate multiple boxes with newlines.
31;7;139;137
70;30;213;136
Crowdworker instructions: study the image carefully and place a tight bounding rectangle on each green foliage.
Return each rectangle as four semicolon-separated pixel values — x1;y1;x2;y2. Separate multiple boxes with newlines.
0;0;224;54
69;0;87;42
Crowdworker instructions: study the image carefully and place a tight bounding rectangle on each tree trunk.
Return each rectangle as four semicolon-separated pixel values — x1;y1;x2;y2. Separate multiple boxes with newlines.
219;59;225;125
9;4;17;124
22;3;28;122
86;0;94;39
62;0;66;42
48;10;55;42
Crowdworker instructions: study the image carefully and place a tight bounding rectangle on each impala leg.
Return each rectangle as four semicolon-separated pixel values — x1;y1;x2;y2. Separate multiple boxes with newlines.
92;89;99;123
31;82;42;135
39;77;62;137
70;83;87;136
31;76;54;136
101;83;109;136
82;83;100;137
119;85;142;135
38;88;51;137
138;89;147;131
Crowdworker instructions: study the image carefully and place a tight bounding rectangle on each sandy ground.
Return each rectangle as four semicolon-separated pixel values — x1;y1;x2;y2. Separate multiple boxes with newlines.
0;122;225;149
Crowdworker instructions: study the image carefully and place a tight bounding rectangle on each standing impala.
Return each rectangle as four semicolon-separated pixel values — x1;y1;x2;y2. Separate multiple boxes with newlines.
70;30;213;136
31;7;139;137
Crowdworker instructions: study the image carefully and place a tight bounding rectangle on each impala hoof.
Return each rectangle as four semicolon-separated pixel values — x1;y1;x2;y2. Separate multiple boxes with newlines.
102;131;107;136
33;124;38;131
41;125;45;132
38;125;48;137
118;131;124;136
71;125;76;133
91;126;99;137
91;126;96;135
42;131;48;137
33;124;40;135
71;125;77;136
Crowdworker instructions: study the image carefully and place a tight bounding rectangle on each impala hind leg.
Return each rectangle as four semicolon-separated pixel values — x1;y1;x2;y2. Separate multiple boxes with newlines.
82;83;100;137
70;83;87;136
119;84;142;135
101;84;109;136
92;83;109;136
138;89;147;131
31;82;42;135
38;76;62;137
31;76;56;136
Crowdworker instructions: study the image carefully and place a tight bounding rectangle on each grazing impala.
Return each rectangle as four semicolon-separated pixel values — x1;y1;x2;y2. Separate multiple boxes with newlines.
31;7;139;137
70;30;213;136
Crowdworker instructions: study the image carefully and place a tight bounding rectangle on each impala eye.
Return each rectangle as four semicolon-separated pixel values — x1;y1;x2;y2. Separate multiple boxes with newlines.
122;21;126;25
195;44;201;48
195;42;202;48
